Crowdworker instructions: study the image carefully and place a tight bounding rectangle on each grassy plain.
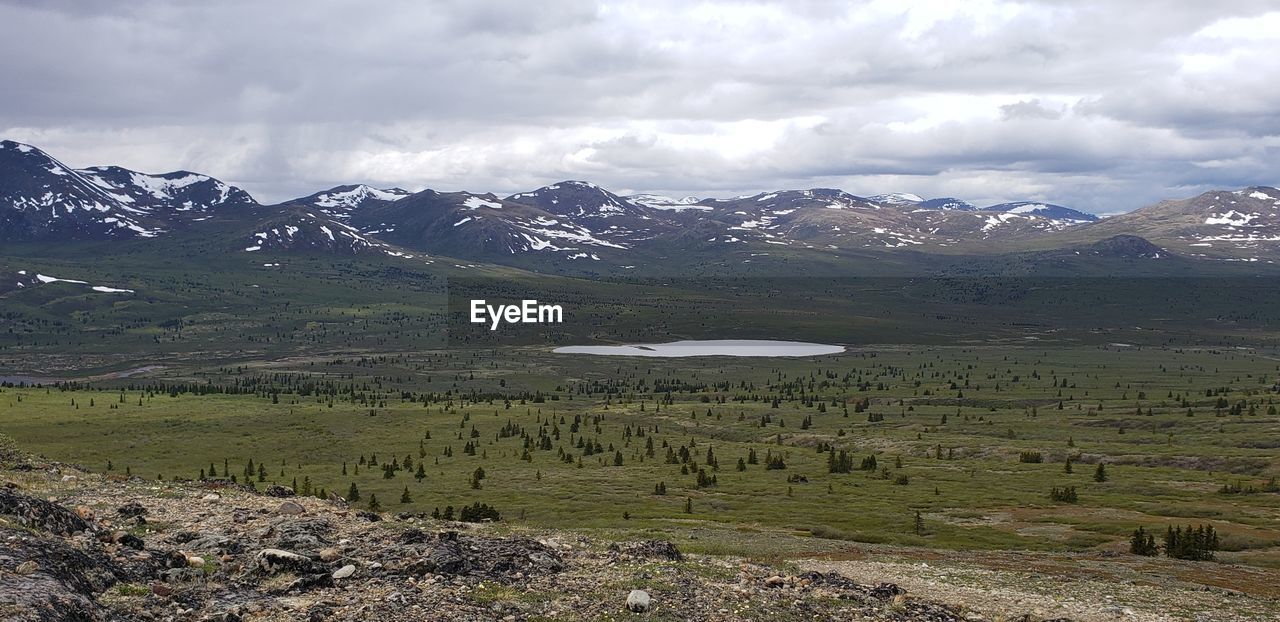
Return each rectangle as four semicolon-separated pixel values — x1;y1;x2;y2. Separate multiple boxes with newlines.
3;344;1278;567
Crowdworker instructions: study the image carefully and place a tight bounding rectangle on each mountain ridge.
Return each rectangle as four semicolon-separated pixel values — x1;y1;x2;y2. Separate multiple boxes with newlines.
3;139;1279;270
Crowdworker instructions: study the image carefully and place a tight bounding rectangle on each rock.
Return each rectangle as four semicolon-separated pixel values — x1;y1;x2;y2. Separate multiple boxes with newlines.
111;530;146;550
202;493;220;501
0;488;93;535
272;517;334;553
263;484;295;498
60;474;77;482
423;532;469;575
626;589;651;613
332;564;356;579
355;510;381;522
871;582;906;599
319;547;341;562
150;583;172;597
609;539;683;561
117;501;148;518
764;575;786;587
186;555;206;568
276;500;306;515
0;527;122;620
257;548;318;575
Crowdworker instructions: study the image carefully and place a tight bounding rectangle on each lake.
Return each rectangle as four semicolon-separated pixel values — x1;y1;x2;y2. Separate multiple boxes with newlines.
552;339;845;358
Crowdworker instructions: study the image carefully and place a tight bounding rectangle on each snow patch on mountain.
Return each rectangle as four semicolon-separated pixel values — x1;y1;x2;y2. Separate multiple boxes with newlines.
868;193;924;206
1205;211;1261;226
312;185;409;208
627;194;707;211
463;196;504;210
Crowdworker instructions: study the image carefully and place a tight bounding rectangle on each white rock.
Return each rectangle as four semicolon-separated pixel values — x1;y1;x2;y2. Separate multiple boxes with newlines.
332;564;356;579
626;589;651;613
201;493;220;501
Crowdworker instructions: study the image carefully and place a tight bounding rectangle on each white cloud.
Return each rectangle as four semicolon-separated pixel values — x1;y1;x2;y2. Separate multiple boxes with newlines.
0;0;1276;212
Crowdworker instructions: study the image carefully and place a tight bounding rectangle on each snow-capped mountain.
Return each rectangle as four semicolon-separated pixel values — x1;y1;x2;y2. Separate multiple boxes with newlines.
77;166;255;213
867;192;925;206
983;201;1097;223
506;181;654;221
0;139;256;241
1076;186;1280;261
7;138;1279;269
350;188;643;261
917;197;977;211
626;194;707;211
287;184;411;219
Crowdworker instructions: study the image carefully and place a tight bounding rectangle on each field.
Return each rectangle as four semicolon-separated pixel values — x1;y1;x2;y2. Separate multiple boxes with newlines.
4;343;1279;569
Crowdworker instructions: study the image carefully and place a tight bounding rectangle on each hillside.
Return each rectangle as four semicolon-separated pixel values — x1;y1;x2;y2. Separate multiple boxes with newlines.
0;437;1012;622
4;435;1276;621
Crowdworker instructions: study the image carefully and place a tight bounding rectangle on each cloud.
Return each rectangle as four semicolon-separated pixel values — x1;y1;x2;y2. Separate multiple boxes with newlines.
0;0;1277;213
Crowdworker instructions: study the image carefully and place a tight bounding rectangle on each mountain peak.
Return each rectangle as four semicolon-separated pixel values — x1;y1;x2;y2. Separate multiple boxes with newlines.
0;139;37;153
292;184;411;214
984;201;1097;222
506;181;646;219
868;192;924;206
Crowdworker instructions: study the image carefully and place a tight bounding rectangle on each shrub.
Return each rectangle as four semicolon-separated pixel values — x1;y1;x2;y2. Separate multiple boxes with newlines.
458;502;501;522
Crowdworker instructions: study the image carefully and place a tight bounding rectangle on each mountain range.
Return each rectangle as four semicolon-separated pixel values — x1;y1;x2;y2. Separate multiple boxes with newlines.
3;139;1279;273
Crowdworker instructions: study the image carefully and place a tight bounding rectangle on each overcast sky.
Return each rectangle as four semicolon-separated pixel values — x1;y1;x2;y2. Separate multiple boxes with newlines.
2;0;1277;214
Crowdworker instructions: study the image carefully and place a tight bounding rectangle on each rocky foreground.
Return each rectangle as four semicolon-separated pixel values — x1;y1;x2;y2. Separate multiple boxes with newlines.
0;436;1055;621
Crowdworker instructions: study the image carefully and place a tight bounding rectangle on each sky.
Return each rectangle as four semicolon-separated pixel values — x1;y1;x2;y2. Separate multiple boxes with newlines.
1;0;1277;215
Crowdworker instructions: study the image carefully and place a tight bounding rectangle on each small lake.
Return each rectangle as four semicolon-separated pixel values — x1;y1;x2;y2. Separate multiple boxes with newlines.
553;339;845;358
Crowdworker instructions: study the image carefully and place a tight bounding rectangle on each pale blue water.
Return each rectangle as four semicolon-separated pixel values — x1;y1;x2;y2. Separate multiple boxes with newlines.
553;339;844;358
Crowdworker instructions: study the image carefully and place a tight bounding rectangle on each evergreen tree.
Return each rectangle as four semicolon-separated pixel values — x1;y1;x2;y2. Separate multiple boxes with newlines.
1093;462;1108;482
1129;527;1158;556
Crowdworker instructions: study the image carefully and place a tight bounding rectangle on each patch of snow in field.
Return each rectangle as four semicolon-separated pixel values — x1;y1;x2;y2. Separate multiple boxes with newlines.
33;273;133;293
36;274;88;285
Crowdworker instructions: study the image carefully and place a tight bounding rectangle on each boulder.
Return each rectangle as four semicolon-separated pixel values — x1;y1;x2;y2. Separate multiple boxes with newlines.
626;589;651;613
0;488;93;535
256;548;317;575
